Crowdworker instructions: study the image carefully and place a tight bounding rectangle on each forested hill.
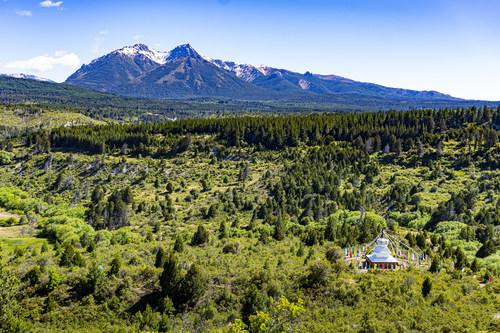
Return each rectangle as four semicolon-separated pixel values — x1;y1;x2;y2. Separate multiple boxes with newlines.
1;106;499;331
1;76;498;121
0;76;189;120
47;107;500;157
0;76;310;120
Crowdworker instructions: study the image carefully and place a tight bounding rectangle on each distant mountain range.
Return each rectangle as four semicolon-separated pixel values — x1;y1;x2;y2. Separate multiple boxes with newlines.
64;43;495;109
0;44;496;112
1;73;54;83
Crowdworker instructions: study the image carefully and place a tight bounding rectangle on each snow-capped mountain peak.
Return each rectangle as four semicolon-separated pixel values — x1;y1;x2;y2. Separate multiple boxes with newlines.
255;65;274;76
166;43;203;61
116;43;168;64
208;59;235;71
65;42;463;104
208;60;266;82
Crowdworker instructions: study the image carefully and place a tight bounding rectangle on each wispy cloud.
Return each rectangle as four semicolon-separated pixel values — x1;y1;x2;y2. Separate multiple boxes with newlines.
5;51;80;72
15;10;32;17
40;0;63;8
91;30;108;55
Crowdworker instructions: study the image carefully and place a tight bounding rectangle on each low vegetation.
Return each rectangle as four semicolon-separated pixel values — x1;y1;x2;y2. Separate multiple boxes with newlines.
0;106;498;332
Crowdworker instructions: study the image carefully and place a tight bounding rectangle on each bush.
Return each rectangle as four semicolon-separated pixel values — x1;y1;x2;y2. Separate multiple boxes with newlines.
223;242;241;254
173;235;184;253
302;263;329;288
191;225;209;246
24;266;42;286
109;256;122;277
325;246;343;263
0;187;44;213
43;216;95;245
476;240;496;258
60;244;85;267
44;270;62;292
0;151;14;165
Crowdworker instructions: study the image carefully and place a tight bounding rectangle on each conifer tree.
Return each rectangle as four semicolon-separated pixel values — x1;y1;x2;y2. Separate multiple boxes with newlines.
160;253;181;297
422;277;432;298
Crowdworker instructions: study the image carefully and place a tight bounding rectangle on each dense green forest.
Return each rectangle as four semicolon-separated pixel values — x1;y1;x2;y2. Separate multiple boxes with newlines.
0;106;499;332
0;76;352;123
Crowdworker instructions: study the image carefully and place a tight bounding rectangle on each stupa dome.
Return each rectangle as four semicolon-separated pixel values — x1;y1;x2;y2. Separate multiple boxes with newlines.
367;238;398;263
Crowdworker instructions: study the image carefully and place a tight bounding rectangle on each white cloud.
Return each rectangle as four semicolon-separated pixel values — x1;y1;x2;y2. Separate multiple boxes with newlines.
5;52;80;73
40;1;63;8
15;10;32;17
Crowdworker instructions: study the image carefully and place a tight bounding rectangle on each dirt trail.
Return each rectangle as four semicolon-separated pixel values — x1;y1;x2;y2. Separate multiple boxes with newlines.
0;211;19;219
0;225;34;238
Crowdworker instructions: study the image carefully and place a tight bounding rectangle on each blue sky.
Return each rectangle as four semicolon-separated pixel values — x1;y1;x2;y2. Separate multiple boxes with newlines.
1;0;499;100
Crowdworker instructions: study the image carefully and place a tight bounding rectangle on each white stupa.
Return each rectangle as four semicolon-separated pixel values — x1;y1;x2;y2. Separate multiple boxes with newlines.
366;238;398;269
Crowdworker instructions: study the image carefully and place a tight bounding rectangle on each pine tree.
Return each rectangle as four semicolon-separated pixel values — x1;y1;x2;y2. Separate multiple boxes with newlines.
172;264;206;308
160;254;181;296
476;240;496;258
422;277;432;298
219;220;228;239
470;258;480;272
429;256;441;273
122;186;134;205
109;256;122;277
436;140;443;157
455;247;467;270
296;242;305;257
155;247;167;268
60;244;85;267
191;225;209;246
273;218;286;241
173;235;184;253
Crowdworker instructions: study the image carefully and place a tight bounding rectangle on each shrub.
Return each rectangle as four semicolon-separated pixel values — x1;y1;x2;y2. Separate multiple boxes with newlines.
302;263;329;288
325;246;344;263
223;242;241;254
109;256;122;277
24;266;42;285
60;244;85;267
0;151;14;165
173;235;184;252
45;270;62;292
191;225;209;246
43;216;95;245
476;240;496;258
